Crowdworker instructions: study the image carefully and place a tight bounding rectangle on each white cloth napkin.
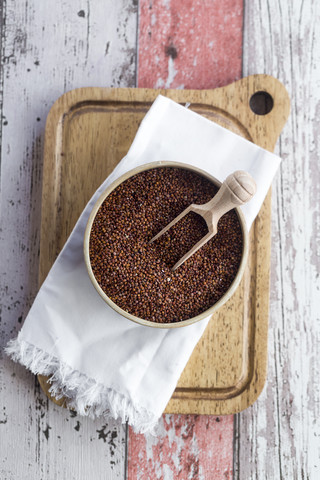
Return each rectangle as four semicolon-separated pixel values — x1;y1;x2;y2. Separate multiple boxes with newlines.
6;95;281;433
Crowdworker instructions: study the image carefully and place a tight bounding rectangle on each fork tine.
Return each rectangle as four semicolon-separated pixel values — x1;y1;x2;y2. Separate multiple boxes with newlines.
150;206;192;243
172;231;215;271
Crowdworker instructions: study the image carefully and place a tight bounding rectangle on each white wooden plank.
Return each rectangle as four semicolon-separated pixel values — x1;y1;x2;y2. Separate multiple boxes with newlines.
1;358;127;480
236;1;320;478
0;1;137;478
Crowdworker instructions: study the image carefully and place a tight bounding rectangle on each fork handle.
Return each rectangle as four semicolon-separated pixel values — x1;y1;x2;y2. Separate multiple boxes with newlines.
204;171;257;224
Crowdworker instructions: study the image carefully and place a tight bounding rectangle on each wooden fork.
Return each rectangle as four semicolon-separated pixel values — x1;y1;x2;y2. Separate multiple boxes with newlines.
150;170;257;270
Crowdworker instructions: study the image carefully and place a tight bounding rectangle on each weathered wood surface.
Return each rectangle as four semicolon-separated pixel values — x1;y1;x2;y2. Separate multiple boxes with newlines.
138;0;243;90
128;415;233;480
0;1;137;478
235;1;320;479
131;1;244;478
1;0;319;479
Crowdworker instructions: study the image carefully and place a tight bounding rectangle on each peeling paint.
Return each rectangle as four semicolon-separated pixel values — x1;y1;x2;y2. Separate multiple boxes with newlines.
138;0;243;89
0;0;135;477
128;415;233;479
235;1;320;479
42;424;51;441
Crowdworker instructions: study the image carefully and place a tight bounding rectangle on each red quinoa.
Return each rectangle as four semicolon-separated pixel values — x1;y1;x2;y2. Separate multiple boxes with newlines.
89;167;243;323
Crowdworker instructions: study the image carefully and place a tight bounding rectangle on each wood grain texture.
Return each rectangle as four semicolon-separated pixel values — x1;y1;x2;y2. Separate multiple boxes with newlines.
0;1;137;478
37;76;290;418
138;0;243;89
134;3;244;478
234;1;320;479
128;415;233;480
1;0;316;478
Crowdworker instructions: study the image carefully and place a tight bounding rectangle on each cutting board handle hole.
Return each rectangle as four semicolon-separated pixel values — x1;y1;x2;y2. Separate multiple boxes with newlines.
249;91;274;115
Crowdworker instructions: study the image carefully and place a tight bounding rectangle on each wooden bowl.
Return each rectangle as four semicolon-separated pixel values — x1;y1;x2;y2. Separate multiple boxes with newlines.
84;161;248;328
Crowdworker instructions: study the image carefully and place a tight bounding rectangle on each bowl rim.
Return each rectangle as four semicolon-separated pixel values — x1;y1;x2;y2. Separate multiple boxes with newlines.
84;161;248;328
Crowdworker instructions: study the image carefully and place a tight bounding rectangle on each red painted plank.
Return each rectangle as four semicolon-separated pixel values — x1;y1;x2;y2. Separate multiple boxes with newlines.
138;0;243;89
130;0;244;477
128;415;233;480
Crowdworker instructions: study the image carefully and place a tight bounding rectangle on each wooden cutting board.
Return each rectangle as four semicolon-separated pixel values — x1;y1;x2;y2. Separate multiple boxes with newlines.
38;74;290;415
